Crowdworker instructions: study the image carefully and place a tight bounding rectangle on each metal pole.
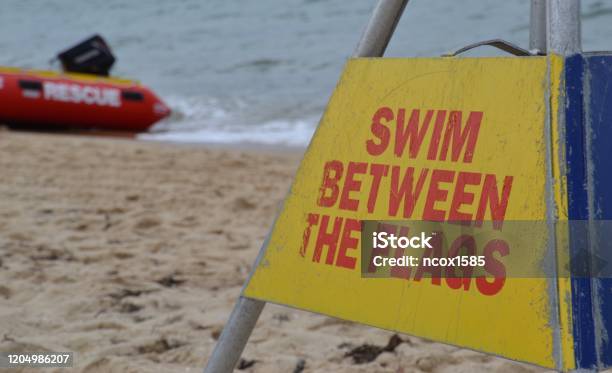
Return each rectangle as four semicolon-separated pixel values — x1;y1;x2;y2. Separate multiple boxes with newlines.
204;297;264;373
530;0;547;53
204;1;409;373
353;0;410;57
547;0;581;55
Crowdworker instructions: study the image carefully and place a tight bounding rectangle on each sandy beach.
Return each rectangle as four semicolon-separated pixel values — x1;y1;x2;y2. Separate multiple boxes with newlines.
0;131;549;372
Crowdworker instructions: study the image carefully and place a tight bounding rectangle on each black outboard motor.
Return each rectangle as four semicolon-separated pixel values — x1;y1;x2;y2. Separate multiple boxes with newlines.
57;34;115;76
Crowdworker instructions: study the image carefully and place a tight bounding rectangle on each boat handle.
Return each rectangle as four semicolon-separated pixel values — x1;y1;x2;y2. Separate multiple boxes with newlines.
18;80;43;90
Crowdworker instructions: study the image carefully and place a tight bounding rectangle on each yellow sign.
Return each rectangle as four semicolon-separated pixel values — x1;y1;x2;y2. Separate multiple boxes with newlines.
244;57;572;370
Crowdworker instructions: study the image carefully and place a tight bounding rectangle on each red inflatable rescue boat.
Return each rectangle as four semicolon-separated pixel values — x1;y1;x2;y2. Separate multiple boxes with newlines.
0;68;170;132
0;35;171;132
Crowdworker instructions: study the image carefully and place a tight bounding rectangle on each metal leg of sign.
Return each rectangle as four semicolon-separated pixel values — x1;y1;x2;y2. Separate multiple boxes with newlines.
353;0;410;57
548;0;585;370
203;297;264;373
547;0;581;56
203;1;409;372
530;0;547;53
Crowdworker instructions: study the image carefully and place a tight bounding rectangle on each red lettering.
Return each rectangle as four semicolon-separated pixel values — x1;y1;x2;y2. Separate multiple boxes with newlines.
390;226;411;279
414;232;443;285
422;169;455;221
445;235;476;290
448;172;482;222
367;163;389;213
394;109;433;158
388;167;429;218
427;110;447;160
475;174;513;229
317;160;343;207
368;223;395;273
336;218;360;269
439;111;483;163
476;239;509;296
312;215;343;265
366;107;393;156
300;213;319;257
339;162;367;211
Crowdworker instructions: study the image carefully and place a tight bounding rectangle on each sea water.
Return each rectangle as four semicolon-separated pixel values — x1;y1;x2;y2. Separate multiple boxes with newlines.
1;0;611;146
